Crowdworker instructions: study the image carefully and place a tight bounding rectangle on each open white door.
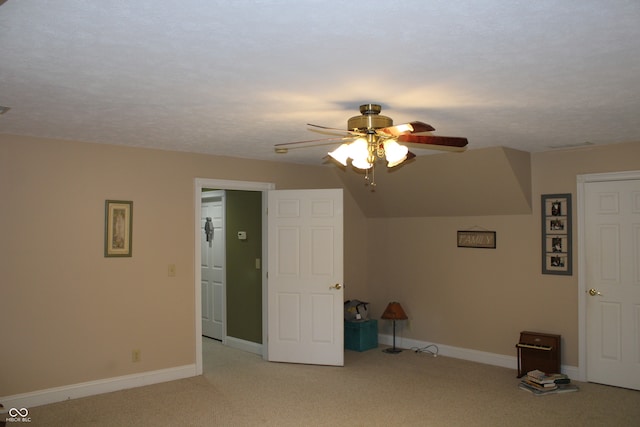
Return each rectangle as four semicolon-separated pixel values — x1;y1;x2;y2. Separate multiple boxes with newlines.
267;189;344;366
201;191;225;341
585;177;640;390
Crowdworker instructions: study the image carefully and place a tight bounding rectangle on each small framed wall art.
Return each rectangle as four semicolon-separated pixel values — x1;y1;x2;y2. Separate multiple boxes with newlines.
104;200;133;257
541;193;571;275
457;230;496;249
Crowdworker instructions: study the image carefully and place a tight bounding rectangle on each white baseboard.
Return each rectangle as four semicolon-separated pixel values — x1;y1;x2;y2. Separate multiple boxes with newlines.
378;334;580;380
225;336;262;356
0;364;197;410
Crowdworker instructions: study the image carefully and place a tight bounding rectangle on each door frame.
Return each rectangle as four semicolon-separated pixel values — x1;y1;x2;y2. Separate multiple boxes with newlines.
576;169;640;383
194;178;275;375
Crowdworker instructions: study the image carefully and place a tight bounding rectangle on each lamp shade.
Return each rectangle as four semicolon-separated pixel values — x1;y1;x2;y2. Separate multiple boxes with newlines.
383;140;408;168
327;143;350;166
381;301;408;320
349;138;373;170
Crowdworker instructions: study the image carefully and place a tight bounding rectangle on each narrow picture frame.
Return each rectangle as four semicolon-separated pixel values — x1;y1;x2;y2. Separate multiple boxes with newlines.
541;193;571;275
104;200;133;257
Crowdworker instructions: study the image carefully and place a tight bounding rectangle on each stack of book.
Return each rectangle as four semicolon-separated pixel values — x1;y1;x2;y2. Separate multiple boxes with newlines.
519;369;579;395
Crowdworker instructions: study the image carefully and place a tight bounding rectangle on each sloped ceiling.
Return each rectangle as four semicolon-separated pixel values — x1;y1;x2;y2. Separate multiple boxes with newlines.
336;147;531;217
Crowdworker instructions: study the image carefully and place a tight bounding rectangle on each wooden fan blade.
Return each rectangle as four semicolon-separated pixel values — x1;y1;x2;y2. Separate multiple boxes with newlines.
378;121;436;136
274;136;352;147
408;121;436;133
307;123;365;136
275;141;353;153
397;134;468;148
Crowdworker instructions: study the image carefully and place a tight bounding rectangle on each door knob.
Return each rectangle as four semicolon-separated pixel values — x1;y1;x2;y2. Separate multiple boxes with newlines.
329;283;342;290
588;288;602;296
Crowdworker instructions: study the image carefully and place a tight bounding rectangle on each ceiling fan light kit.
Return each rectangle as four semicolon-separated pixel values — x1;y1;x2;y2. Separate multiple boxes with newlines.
326;143;350;166
382;140;409;167
275;103;469;190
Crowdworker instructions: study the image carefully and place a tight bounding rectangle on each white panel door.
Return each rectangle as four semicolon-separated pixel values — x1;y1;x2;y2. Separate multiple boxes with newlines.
201;192;225;340
585;179;640;390
267;189;344;366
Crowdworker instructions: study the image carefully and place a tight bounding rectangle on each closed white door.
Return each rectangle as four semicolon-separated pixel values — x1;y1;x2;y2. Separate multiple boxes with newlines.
585;178;640;390
267;189;344;366
201;191;225;340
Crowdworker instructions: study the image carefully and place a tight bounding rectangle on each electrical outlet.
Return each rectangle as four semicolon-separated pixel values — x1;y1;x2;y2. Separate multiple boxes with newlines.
132;349;141;363
168;264;176;277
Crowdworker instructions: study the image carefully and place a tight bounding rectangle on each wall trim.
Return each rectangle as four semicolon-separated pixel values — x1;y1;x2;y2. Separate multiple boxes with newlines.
378;334;579;380
0;364;196;410
225;337;263;355
194;178;275;376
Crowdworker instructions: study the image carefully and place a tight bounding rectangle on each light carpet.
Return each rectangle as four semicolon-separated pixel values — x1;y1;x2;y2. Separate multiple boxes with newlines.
23;338;640;426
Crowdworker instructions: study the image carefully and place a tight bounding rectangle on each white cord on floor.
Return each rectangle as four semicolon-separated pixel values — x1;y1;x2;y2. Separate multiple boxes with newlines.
411;344;439;357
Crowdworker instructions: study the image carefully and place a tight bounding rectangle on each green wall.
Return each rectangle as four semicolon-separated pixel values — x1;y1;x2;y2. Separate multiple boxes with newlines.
225;190;263;343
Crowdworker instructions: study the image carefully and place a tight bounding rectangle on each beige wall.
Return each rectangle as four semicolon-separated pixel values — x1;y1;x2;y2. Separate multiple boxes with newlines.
0;134;367;396
364;141;640;367
1;132;639;398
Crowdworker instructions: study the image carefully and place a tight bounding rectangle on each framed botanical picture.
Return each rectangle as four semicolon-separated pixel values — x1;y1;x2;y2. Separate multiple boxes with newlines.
541;194;571;275
104;200;133;257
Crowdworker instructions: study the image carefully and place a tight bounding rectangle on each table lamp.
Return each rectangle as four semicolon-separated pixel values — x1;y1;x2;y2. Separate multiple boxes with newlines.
381;301;408;354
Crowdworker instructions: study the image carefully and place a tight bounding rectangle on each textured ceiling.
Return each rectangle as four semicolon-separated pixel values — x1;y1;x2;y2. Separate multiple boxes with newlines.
1;0;640;166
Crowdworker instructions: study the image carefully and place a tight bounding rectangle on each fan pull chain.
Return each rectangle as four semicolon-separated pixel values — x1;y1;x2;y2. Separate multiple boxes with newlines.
364;163;376;191
370;165;377;191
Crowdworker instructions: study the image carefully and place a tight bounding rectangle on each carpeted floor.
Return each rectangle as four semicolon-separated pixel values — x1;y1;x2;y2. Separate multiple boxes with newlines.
23;338;640;426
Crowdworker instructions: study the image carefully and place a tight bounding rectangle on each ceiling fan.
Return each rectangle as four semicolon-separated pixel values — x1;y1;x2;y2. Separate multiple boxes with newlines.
274;103;469;189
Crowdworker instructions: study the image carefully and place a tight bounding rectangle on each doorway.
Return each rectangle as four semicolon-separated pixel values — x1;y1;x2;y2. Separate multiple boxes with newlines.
194;178;275;376
577;170;640;389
